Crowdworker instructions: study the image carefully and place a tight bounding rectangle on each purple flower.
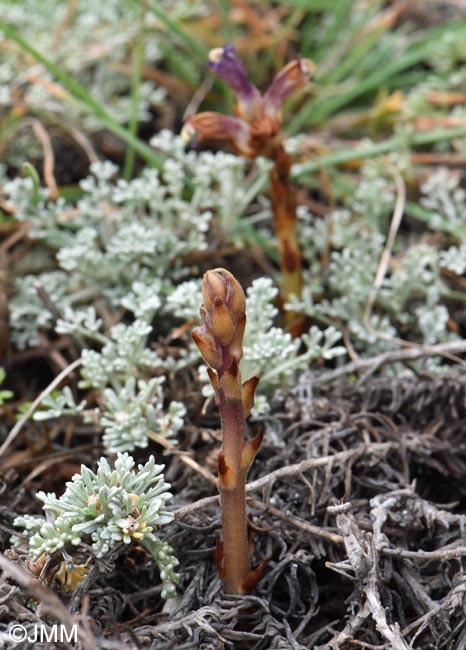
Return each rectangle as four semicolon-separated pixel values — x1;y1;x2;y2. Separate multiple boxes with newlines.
182;46;314;157
208;46;259;101
263;59;314;119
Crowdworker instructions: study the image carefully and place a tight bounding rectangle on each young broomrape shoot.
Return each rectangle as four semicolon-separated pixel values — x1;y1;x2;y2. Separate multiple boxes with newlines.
166;276;345;415
13;453;179;599
183;46;314;337
192;268;265;594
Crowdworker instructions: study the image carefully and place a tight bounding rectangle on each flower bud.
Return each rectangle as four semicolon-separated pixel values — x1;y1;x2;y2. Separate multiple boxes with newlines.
203;268;245;318
263;58;314;120
210;297;236;346
192;326;223;369
229;311;246;362
208;45;260;104
203;269;229;311
196;268;247;368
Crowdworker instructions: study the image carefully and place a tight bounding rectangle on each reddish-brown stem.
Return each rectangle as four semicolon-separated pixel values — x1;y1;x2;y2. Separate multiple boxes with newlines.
218;394;249;592
216;369;250;593
218;378;243;470
192;268;263;594
270;144;306;338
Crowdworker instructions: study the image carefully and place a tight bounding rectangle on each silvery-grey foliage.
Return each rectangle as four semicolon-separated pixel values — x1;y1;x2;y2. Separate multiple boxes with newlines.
13;452;179;599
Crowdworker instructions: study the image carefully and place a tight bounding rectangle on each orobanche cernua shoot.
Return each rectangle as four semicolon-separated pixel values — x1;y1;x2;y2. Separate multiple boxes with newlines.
183;46;315;338
192;268;265;594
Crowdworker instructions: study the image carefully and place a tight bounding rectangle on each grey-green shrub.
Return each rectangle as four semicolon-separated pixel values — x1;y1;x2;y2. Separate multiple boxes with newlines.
13;452;179;599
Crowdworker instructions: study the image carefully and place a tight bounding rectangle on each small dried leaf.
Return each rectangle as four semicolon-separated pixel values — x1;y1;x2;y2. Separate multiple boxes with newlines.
242;428;264;471
242;376;259;417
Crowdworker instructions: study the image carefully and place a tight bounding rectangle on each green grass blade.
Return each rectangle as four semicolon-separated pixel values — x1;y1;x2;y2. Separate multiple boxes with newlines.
405;201;466;239
310;0;353;60
123;1;147;180
289;19;466;133
292;125;466;177
279;0;348;9
217;0;232;41
148;2;208;62
0;21;165;170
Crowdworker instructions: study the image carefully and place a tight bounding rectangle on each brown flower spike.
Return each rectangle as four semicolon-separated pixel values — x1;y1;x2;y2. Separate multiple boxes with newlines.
192;268;265;594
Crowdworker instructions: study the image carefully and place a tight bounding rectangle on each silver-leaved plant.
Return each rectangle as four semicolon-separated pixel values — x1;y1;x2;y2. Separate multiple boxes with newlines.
13;452;179;599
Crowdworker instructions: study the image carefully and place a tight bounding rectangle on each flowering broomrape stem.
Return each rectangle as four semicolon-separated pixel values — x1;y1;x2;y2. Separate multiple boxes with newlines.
184;47;315;337
192;268;265;594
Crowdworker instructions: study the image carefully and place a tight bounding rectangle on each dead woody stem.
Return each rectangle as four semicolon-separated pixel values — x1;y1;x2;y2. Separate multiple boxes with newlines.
192;268;263;594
